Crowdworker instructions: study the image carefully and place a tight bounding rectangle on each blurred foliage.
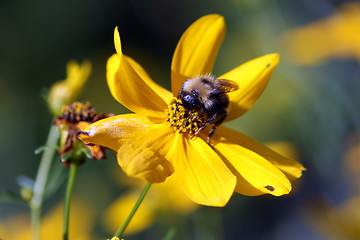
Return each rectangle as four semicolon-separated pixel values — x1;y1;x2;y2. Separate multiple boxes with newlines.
1;0;360;239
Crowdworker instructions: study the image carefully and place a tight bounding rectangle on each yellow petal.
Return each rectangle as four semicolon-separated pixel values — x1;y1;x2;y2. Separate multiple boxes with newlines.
117;124;175;183
66;60;92;90
168;133;236;207
212;127;293;196
109;28;172;118
106;54;120;100
221;54;280;121
103;190;155;236
171;14;226;95
78;114;152;151
218;126;305;180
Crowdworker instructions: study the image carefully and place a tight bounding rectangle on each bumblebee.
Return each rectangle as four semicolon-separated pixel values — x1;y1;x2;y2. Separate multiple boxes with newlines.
177;74;239;143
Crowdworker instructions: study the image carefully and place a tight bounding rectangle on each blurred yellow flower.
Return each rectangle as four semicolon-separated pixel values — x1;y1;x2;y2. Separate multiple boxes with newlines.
103;190;154;236
310;195;360;239
47;60;91;116
307;130;360;239
0;199;94;240
344;131;360;191
103;173;197;235
283;2;360;65
79;14;305;207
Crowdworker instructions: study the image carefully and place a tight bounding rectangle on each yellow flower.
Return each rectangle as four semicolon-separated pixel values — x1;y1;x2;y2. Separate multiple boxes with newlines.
47;60;91;116
79;14;305;206
0;199;94;239
283;2;360;65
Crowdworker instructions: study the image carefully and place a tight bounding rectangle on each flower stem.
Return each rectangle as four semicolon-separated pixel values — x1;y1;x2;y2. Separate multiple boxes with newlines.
113;182;152;238
30;124;60;240
63;163;79;240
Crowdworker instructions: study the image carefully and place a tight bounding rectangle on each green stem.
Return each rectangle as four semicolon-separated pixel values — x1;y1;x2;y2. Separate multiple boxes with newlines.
63;163;79;240
113;182;152;238
30;124;60;240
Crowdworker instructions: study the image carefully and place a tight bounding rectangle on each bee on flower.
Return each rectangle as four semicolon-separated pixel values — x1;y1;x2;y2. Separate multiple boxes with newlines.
78;14;305;206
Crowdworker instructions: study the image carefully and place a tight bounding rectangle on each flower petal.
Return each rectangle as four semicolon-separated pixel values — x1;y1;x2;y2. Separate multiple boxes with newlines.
212;127;294;196
220;53;280;121
109;28;172;118
171;14;226;95
117;124;175;183
78;114;152;151
168;133;236;207
106;54;120;100
218;126;305;180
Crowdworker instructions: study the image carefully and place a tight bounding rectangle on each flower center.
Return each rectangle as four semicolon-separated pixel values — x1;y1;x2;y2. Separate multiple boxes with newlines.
60;102;97;123
166;98;206;137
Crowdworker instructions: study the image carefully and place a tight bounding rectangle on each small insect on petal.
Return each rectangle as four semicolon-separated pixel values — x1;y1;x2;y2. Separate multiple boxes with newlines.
265;185;275;192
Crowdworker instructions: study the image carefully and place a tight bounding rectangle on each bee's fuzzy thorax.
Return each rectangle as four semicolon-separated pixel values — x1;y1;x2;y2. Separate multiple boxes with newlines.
181;74;216;103
176;74;239;143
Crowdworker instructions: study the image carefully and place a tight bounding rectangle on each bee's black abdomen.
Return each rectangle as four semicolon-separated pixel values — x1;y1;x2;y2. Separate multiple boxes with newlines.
205;92;229;115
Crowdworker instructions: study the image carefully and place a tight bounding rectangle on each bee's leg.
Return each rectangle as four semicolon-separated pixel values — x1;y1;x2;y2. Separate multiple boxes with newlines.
207;126;216;144
194;124;208;136
194;110;226;141
207;113;227;144
183;109;195;126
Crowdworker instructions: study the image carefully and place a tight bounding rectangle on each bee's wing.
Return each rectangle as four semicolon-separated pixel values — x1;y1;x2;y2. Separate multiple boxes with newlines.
216;79;239;93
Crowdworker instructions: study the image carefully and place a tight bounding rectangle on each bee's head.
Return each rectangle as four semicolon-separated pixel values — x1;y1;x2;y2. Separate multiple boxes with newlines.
179;89;201;109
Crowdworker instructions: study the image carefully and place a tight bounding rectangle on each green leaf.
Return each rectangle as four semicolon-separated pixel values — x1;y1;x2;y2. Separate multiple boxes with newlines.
34;144;59;154
80;147;92;160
